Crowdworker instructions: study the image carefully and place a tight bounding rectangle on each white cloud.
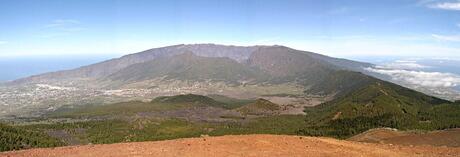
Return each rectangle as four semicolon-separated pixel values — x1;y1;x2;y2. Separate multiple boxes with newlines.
45;19;80;28
417;0;437;5
376;60;430;70
366;67;460;88
432;34;460;42
429;1;460;10
432;57;460;61
41;19;84;38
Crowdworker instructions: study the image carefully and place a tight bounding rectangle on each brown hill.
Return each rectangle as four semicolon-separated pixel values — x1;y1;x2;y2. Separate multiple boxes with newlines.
2;135;459;157
349;128;460;147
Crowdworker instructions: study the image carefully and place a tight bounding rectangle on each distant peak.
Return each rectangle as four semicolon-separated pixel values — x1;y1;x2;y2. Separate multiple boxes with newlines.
178;43;287;49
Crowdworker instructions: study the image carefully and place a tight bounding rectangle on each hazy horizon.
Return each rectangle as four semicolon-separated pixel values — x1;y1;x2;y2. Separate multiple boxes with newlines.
3;0;460;82
2;0;460;58
2;44;460;89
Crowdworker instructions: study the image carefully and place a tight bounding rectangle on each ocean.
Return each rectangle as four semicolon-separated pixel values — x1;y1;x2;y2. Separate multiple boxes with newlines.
0;55;115;82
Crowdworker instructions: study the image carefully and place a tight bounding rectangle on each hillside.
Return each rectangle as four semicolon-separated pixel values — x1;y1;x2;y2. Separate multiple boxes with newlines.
9;44;258;84
2;135;460;157
0;123;63;151
105;52;269;86
152;94;224;105
299;78;459;138
7;44;373;98
100;45;374;96
48;94;245;118
0;44;377;118
11;44;371;85
236;98;281;116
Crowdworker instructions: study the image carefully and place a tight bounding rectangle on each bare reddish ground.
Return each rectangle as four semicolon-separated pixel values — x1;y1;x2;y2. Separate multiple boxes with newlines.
349;128;460;147
2;135;460;157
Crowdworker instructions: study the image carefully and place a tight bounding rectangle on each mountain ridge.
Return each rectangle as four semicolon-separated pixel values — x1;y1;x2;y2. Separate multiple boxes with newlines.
9;44;372;87
3;43;452;120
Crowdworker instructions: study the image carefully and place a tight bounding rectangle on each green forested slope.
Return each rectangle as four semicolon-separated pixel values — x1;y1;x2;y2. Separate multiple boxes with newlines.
299;79;460;138
0;123;63;151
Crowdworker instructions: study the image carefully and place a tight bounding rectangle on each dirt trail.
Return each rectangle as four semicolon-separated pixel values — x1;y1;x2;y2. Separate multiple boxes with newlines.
2;135;460;157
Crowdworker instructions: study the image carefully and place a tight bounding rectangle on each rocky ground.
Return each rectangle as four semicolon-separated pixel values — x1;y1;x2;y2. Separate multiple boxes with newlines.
2;135;460;157
349;128;460;147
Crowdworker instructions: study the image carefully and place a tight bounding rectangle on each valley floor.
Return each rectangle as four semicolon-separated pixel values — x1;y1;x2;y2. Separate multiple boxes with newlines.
2;134;460;157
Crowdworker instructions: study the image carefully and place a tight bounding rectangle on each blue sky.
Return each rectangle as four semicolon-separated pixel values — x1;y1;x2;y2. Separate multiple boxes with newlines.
1;0;460;58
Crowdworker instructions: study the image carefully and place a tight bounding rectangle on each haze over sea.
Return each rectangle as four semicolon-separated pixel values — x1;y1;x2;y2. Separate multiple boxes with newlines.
0;55;112;82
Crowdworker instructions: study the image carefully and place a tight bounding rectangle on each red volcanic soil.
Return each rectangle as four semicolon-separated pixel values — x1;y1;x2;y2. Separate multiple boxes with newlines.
2;134;460;157
349;128;460;147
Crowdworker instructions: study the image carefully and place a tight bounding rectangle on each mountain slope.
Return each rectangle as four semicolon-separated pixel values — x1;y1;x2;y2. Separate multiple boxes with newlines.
100;46;371;96
247;46;334;78
10;44;371;88
9;44;261;84
308;80;447;120
306;51;373;72
7;44;454;120
299;78;459;138
97;45;374;96
105;52;269;85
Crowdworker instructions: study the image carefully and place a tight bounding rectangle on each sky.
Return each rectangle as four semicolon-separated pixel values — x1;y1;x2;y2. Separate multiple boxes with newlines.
1;0;460;58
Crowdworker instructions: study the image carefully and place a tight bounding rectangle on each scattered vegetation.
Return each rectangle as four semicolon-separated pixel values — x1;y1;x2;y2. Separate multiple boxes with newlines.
17;115;305;146
152;94;226;108
49;94;245;118
48;101;185;118
3;86;460;152
236;99;280;115
0;123;63;151
298;80;460;138
207;94;255;109
106;52;269;84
